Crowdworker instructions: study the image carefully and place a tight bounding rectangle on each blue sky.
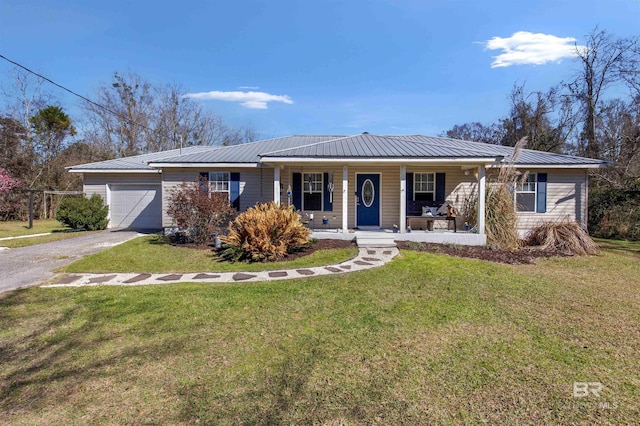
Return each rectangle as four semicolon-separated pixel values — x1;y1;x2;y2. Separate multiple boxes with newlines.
1;0;638;139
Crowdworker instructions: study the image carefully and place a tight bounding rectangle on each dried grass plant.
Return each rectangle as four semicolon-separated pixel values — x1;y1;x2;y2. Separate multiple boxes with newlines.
524;220;599;256
462;138;528;251
220;202;311;262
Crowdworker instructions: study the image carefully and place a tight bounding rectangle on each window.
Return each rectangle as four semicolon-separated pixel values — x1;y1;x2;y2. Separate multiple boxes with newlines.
208;172;230;194
414;173;435;201
303;173;322;210
515;173;536;212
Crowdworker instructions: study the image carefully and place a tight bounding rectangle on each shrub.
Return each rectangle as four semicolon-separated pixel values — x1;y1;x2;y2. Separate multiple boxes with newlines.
0;168;20;193
220;202;311;262
524;220;599;256
57;194;109;230
589;181;640;241
167;179;236;244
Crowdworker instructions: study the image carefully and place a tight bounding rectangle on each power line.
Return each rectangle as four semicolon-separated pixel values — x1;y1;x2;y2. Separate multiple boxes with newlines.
0;53;150;131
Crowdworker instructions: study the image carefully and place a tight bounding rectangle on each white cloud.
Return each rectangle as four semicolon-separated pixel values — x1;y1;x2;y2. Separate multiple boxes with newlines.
238;86;259;90
183;90;293;109
482;31;583;68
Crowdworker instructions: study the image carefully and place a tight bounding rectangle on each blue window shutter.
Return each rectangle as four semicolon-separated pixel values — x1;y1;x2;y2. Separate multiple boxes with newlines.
230;172;240;210
292;173;302;210
435;173;446;203
323;172;332;211
198;172;208;192
406;172;413;202
536;173;547;213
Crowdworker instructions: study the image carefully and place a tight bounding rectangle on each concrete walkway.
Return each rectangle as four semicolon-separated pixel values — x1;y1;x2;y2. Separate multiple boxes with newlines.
43;247;399;288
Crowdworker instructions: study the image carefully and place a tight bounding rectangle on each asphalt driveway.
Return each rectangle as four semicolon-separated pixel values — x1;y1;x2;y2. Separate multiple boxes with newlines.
0;230;142;293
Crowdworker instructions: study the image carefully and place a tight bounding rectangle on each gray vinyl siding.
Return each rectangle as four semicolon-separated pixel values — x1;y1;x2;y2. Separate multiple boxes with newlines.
279;165;345;229
280;165;477;230
279;166;587;233
83;173;162;202
406;166;477;231
161;167;273;227
516;169;588;232
83;166;589;234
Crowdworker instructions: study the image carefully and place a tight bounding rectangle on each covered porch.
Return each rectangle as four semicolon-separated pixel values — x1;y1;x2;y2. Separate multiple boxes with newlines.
266;161;493;246
259;134;504;247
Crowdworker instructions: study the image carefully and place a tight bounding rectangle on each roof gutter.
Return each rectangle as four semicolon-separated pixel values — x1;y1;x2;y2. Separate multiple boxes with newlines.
147;162;260;168
487;163;609;169
67;169;161;174
260;156;504;164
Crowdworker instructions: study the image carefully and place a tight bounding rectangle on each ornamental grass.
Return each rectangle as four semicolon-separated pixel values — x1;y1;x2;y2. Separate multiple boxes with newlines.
524;220;599;256
220;202;311;262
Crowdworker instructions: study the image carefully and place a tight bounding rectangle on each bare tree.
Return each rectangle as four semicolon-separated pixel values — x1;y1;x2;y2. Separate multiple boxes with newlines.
150;82;235;150
594;96;640;186
442;122;503;144
0;67;54;136
568;28;640;158
500;84;578;153
82;71;257;157
82;71;154;157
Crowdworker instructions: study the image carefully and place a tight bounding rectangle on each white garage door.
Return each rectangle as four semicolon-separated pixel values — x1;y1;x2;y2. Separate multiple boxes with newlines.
110;185;162;229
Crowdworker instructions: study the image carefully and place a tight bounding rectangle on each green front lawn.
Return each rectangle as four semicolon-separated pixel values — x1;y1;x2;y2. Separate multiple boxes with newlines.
0;230;100;249
0;219;100;248
0;219;69;238
61;235;359;273
1;240;638;424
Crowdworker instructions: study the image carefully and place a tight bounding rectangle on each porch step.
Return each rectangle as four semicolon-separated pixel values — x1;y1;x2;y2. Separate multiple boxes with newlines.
355;232;397;248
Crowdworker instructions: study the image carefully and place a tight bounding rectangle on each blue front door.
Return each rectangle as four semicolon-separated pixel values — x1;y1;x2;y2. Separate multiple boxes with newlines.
356;174;380;227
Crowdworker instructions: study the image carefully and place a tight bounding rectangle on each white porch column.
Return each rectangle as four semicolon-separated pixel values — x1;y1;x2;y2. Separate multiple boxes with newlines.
273;166;281;206
478;165;486;234
400;165;407;233
342;165;349;232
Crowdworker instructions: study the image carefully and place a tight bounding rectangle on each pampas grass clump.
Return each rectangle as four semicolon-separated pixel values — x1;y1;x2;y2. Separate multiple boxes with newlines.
220;202;311;262
485;184;521;251
524;220;599;256
462;137;527;251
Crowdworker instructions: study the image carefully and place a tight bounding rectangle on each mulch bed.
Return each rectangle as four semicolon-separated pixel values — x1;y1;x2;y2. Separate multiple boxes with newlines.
281;239;357;262
395;241;569;265
170;236;565;265
168;237;357;263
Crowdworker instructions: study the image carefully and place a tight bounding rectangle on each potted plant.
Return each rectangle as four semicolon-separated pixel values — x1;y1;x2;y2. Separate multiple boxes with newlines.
393;224;399;233
322;216;329;225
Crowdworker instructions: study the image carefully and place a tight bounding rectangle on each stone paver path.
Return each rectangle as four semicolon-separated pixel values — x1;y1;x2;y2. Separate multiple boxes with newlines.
43;247;399;288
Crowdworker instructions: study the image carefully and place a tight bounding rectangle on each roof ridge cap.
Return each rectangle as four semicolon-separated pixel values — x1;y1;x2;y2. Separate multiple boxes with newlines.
258;134;356;156
144;136;304;164
386;135;500;155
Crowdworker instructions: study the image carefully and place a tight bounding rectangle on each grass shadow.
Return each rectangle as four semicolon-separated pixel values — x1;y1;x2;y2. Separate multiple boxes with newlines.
178;335;326;424
596;238;640;257
50;228;84;234
0;288;188;414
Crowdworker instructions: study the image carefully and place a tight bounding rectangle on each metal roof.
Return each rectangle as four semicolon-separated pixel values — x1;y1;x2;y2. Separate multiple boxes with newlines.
260;134;500;159
68;134;608;171
147;135;344;164
67;145;217;171
393;135;605;165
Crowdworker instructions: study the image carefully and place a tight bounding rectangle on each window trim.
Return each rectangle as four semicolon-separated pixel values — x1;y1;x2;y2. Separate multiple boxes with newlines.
302;172;323;211
413;172;435;201
208;171;230;199
515;172;537;212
